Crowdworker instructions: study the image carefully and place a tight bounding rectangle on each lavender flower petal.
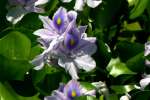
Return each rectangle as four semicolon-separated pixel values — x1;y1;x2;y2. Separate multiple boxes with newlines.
87;0;102;8
31;53;46;70
61;0;72;3
53;7;68;32
145;41;150;67
6;6;28;24
25;6;44;13
140;75;150;89
39;15;56;31
67;11;77;22
74;55;96;72
78;26;87;34
58;59;79;79
44;91;67;100
33;29;58;41
34;0;49;6
73;38;97;56
74;0;85;11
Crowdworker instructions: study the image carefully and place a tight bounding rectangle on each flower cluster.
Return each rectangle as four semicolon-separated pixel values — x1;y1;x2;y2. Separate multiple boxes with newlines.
44;80;96;100
6;0;49;24
31;7;97;79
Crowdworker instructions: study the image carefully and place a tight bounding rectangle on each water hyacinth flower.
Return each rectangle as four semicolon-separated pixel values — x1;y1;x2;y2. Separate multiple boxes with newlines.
44;80;96;100
145;41;150;67
31;6;97;79
31;20;97;79
33;7;77;48
57;23;97;79
6;0;49;24
61;0;102;11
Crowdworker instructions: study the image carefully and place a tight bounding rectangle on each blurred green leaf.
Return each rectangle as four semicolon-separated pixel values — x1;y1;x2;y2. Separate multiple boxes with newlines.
123;21;142;31
16;13;42;31
111;85;136;94
32;66;63;95
131;90;150;100
126;52;145;72
129;0;149;19
92;0;125;28
0;55;32;81
80;82;95;91
108;94;118;100
75;96;97;100
107;58;136;77
0;31;31;60
0;82;40;100
116;41;144;62
30;45;43;60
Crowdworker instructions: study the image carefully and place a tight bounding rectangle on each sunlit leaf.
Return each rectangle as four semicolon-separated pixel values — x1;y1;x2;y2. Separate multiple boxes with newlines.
0;31;31;60
111;85;136;94
106;58;136;77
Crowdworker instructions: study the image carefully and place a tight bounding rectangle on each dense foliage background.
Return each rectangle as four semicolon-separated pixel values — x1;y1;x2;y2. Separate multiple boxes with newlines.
0;0;150;100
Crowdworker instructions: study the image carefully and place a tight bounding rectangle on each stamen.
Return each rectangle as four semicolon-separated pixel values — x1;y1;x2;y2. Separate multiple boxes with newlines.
57;17;61;25
70;39;75;46
71;90;76;97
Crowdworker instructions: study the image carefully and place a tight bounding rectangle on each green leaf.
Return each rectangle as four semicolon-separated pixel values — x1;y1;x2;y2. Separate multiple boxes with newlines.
108;94;118;100
16;13;42;31
80;82;95;91
126;52;145;72
0;55;32;81
32;65;63;95
0;82;40;100
0;31;31;60
111;85;136;94
123;21;142;31
92;0;125;28
29;45;43;60
129;0;149;19
131;90;150;100
116;41;144;62
75;96;97;100
106;58;136;77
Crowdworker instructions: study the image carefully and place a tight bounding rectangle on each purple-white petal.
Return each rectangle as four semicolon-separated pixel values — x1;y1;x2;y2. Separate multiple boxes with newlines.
74;0;85;11
38;38;50;48
25;6;45;13
73;38;97;56
25;0;38;5
58;59;79;79
8;0;25;6
145;41;150;67
86;0;102;8
33;29;58;41
61;0;72;3
67;11;77;22
31;53;46;70
44;96;61;100
78;26;87;34
145;41;150;56
64;80;81;98
6;6;28;24
35;0;49;6
82;89;96;96
53;7;68;33
74;55;96;72
140;76;150;89
44;91;67;100
39;15;56;31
